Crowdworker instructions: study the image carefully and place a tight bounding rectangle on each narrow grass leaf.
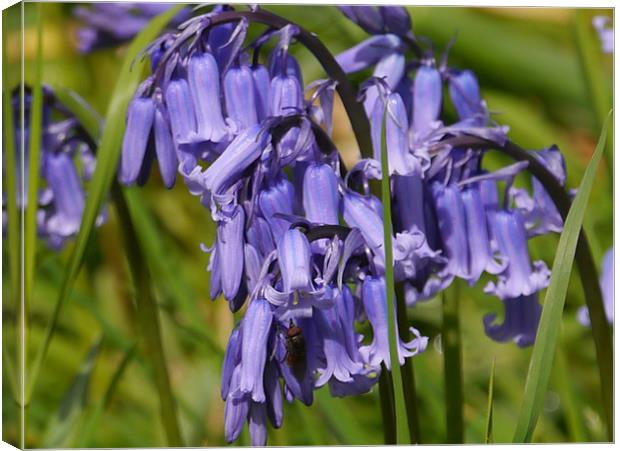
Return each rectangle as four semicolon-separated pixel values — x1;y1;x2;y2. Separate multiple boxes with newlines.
512;112;611;443
485;358;496;444
379;105;409;444
23;3;43;368
50;83;103;140
25;6;182;404
2;18;21;400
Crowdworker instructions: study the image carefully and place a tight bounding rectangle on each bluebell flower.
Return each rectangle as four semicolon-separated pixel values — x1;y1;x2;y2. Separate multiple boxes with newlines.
512;145;566;236
483;294;542;347
448;69;487;123
302;163;340;225
239;298;273;402
359;276;428;370
224;62;259;133
484;209;550;299
188;51;230;143
216;204;246;303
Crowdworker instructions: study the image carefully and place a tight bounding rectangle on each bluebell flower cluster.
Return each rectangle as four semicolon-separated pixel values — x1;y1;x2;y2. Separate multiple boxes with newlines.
335;5;569;347
73;2;190;53
118;4;570;444
2;85;104;249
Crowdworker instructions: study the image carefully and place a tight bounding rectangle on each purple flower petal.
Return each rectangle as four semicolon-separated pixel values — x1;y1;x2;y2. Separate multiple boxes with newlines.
484;294;542;347
239;298;273;402
188;52;229;142
258;176;295;238
448;70;486;123
412;65;442;140
252;64;271;122
217;204;246;301
224;63;259;133
119;96;154;185
164;77;197;144
153;95;178;188
277;228;313;294
204;124;269;195
302;163;340;225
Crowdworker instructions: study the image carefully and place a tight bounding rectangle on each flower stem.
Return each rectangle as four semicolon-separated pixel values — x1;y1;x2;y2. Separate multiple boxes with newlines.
378;366;396;444
442;280;464;444
112;184;183;446
395;283;421;444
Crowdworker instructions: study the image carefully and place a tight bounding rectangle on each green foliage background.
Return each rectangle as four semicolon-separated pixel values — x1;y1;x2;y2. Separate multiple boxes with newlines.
2;3;613;447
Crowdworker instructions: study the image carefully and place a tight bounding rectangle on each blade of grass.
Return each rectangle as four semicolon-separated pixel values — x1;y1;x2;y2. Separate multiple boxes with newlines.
50;83;103;140
113;184;183;446
442;280;464;443
512;112;611;443
24;6;182;404
2;15;21;403
76;344;137;447
379;107;409;444
485;358;496;444
23;2;43;394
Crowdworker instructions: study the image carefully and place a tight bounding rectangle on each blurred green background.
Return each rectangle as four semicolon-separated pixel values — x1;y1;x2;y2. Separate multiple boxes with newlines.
2;2;613;447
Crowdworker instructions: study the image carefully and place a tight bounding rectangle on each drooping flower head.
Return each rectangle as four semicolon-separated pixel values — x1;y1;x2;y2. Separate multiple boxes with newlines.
2;85;105;250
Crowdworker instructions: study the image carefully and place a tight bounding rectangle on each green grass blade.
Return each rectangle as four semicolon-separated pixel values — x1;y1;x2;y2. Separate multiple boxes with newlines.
512;112;611;443
25;6;182;404
76;344;137;447
42;337;103;448
485;358;496;444
50;83;103;140
379;106;409;444
442;281;464;443
23;2;43;374
113;185;183;446
2;14;21;402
